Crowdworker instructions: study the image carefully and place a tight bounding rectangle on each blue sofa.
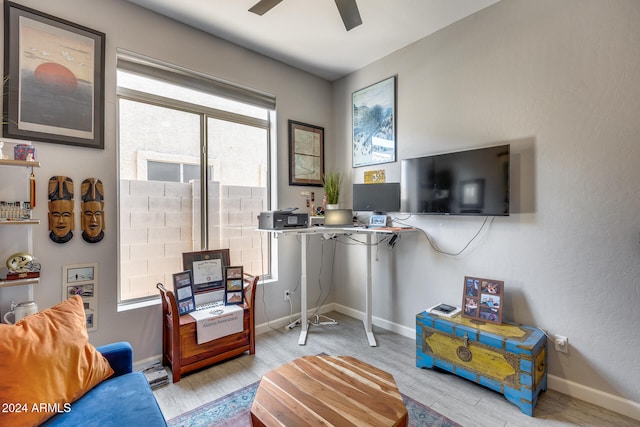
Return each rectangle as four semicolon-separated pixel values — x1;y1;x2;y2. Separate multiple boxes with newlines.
42;342;167;426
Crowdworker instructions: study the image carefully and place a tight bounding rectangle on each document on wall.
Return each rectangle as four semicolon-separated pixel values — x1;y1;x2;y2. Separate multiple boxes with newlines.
192;259;223;285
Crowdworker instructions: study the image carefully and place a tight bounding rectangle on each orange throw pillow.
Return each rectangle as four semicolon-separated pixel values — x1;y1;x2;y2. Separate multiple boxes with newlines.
0;296;114;426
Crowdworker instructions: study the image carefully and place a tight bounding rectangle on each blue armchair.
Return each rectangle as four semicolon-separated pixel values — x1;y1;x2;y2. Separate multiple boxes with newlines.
42;342;167;426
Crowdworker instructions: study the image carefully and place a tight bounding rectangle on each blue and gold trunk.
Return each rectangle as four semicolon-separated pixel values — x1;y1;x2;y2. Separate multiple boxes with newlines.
416;311;547;416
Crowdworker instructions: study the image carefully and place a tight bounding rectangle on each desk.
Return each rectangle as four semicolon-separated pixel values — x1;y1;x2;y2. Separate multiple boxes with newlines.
260;226;414;346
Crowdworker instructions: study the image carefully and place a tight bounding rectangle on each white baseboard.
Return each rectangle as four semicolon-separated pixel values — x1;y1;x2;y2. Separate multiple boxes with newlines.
133;355;162;372
255;303;337;335
331;303;416;339
547;375;640;421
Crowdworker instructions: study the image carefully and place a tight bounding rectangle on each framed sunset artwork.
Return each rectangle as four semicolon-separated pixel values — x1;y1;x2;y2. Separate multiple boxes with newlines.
3;2;105;148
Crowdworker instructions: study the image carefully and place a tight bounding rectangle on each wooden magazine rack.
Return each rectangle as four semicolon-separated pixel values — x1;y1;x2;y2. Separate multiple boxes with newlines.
157;273;258;382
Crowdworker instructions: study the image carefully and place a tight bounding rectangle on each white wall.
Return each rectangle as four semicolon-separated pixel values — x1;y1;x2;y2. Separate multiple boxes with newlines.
332;0;640;414
0;0;333;361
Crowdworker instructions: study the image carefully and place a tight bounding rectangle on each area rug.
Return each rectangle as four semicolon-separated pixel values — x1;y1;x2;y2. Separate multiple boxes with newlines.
167;381;461;427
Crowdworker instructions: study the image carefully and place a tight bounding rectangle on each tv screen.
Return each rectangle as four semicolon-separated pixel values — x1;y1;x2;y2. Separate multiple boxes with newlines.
353;183;400;213
400;145;509;216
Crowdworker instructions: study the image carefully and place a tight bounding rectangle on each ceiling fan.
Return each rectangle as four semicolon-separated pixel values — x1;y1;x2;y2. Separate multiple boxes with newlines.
249;0;363;31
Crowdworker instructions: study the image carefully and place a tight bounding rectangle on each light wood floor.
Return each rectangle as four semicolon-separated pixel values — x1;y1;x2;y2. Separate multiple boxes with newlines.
153;311;638;426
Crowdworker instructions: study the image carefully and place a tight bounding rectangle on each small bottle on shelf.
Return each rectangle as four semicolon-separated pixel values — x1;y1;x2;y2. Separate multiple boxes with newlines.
310;192;315;216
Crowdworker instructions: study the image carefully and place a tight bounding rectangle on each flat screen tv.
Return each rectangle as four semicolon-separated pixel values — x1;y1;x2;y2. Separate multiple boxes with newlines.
400;145;509;216
353;183;400;213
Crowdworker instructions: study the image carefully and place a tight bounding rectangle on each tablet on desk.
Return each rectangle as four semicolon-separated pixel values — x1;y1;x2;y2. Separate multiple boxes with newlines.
368;215;387;228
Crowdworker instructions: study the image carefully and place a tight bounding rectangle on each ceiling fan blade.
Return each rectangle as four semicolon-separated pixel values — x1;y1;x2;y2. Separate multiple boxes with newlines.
249;0;284;16
335;0;362;31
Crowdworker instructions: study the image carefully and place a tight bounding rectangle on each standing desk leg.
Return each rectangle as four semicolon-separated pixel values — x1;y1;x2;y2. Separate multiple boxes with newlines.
298;233;308;345
364;233;377;346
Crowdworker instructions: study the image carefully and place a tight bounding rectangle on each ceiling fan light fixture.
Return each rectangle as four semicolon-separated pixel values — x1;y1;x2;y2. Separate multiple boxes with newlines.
249;0;363;31
249;0;284;16
335;0;362;31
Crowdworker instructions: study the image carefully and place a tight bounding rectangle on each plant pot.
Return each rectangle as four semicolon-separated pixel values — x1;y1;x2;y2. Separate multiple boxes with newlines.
326;204;339;210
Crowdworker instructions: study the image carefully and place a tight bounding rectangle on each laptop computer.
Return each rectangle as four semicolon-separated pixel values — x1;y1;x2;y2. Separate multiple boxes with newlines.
324;209;353;227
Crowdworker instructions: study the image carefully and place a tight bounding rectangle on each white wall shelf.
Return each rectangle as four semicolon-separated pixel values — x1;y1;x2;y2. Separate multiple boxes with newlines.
0;160;41;305
0;159;40;168
0;278;39;288
0;219;40;225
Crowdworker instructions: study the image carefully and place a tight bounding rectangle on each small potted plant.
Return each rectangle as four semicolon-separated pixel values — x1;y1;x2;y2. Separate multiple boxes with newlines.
323;171;342;209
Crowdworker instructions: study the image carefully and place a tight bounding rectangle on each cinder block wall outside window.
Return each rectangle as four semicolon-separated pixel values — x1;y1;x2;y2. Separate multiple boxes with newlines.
120;180;266;301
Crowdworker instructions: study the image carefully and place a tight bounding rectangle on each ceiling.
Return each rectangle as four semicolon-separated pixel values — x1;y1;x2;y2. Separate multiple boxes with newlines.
126;0;501;81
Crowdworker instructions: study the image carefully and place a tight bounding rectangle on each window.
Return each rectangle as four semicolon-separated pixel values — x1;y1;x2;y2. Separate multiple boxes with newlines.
117;52;274;304
146;161;211;183
147;161;180;182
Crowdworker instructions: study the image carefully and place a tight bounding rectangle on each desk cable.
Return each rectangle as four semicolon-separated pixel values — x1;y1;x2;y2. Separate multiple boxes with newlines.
309;235;337;326
390;215;494;256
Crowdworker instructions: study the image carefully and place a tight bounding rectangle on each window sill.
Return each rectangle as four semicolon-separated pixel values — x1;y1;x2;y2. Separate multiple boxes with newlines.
117;297;160;312
117;275;274;313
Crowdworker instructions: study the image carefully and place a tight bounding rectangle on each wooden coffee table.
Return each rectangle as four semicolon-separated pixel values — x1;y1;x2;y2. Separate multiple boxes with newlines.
250;356;407;427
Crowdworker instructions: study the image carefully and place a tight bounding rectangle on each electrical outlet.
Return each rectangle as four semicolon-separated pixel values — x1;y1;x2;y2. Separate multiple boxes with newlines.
554;335;568;353
284;290;290;301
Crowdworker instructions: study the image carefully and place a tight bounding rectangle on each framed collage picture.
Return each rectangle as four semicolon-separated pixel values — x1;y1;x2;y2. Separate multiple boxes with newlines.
182;249;230;293
224;266;244;305
462;276;504;324
62;263;98;332
173;270;196;316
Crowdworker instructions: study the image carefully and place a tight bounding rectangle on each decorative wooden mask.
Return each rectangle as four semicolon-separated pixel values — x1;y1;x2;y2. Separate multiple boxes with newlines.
48;176;74;243
81;178;104;243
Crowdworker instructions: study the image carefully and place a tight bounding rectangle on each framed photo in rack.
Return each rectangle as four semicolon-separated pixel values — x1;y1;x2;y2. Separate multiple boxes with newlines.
461;276;504;324
182;249;230;293
172;270;196;316
224;266;244;305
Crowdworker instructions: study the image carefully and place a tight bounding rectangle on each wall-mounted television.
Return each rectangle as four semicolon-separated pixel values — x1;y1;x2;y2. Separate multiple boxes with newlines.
400;145;509;216
353;183;400;213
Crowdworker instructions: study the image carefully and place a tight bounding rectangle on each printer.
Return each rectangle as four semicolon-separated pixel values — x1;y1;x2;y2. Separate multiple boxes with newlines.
258;209;309;230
